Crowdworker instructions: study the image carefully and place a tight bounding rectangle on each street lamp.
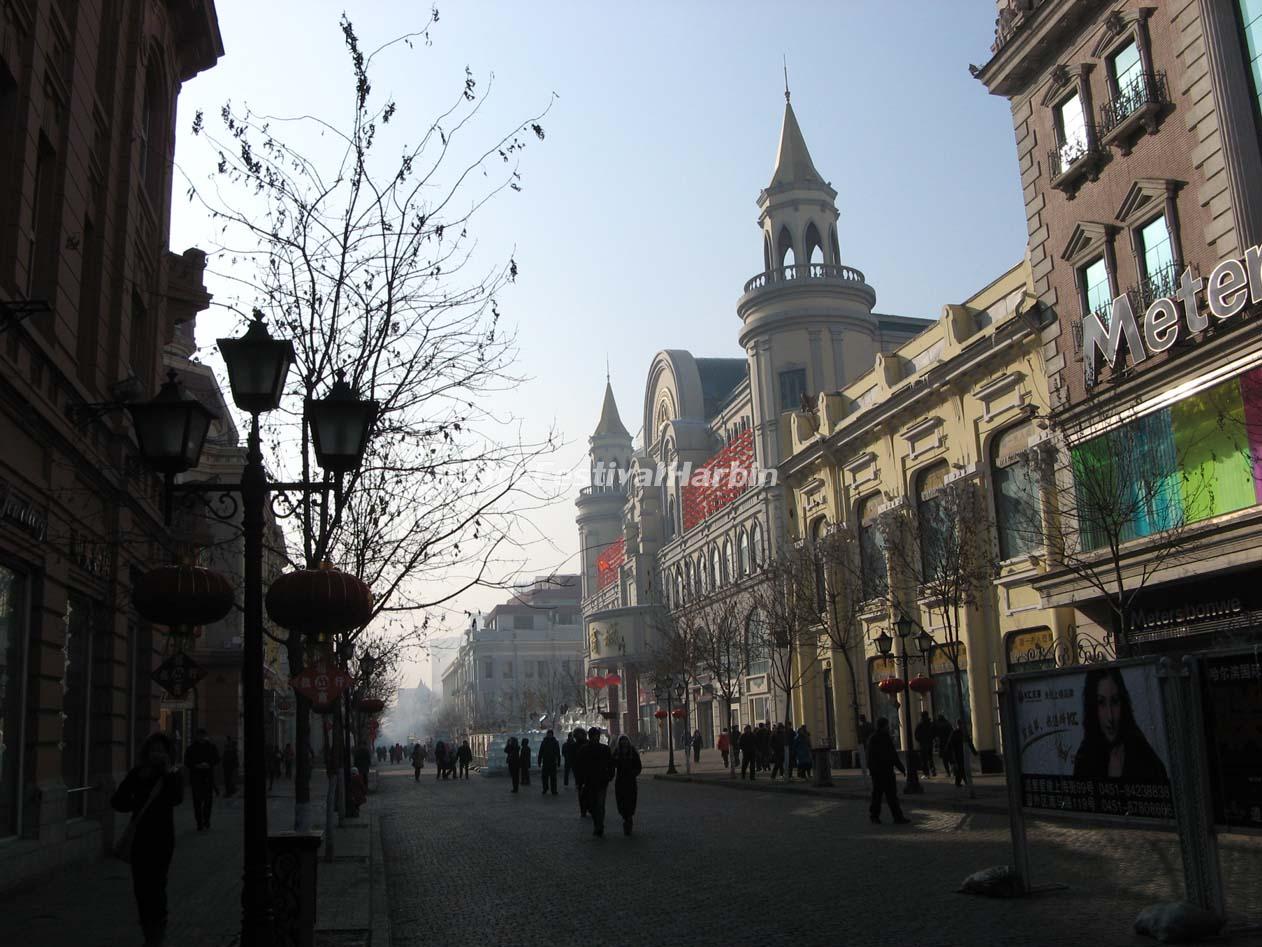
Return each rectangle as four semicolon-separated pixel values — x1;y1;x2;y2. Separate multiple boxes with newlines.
654;676;679;775
875;613;931;795
126;311;376;947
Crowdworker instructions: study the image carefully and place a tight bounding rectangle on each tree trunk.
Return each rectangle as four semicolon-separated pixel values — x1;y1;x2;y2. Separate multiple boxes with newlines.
287;634;313;831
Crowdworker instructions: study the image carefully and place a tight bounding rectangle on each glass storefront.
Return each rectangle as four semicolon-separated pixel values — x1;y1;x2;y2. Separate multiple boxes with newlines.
0;566;24;836
929;642;971;728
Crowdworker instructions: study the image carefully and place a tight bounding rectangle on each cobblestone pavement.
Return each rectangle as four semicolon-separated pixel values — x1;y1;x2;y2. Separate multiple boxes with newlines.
378;763;1262;947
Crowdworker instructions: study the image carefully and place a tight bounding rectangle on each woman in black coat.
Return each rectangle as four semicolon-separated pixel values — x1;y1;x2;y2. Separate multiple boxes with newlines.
612;734;643;836
505;737;520;793
519;737;532;786
112;732;184;946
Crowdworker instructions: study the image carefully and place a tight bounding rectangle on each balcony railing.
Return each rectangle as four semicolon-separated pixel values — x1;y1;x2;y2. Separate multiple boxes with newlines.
1100;71;1168;141
742;262;867;295
579;484;625;499
1070;302;1113;354
1133;261;1181;314
1048;126;1105;187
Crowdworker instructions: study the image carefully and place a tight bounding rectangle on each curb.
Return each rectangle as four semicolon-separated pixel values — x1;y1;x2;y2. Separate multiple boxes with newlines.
370;813;391;947
652;773;1012;817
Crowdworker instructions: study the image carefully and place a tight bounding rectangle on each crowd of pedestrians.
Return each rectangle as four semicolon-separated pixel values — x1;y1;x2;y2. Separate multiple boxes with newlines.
718;721;816;781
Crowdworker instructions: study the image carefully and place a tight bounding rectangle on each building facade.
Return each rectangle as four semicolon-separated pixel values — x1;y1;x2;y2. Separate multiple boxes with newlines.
441;575;583;733
576;96;929;746
0;0;221;890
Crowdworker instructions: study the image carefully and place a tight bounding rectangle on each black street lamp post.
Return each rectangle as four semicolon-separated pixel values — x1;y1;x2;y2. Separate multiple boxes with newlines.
127;311;377;946
654;676;679;775
875;615;934;796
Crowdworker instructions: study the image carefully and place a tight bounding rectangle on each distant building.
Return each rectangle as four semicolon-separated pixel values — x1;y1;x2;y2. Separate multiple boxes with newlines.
441;576;583;732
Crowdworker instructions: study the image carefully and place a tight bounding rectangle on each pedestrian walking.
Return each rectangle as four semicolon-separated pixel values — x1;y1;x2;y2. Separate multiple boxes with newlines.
577;727;614;836
222;736;239;797
691;728;702;764
562;731;576;786
348;767;367;816
795;725;813;779
612;734;642;836
538;729;561;796
857;714;874;774
522;738;534;785
457;739;473;778
769;723;785;780
353;742;372;789
434;741;447;780
787;724;799;780
755;722;772;771
505;737;521;793
112;732;184;947
571;728;589;817
947;718;979;796
717;729;730;768
914;711;937;778
411;742;424;781
866;718;909;824
183;729;219;831
934;714;953;778
739;725;757;780
283;743;294;779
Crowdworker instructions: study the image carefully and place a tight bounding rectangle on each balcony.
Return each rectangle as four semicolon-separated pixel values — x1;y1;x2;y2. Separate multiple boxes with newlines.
1048;128;1106;197
1100;72;1169;154
1133;261;1180;314
742;261;867;295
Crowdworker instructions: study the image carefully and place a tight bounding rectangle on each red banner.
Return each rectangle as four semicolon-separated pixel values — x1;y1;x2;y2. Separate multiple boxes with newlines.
682;429;755;530
596;537;625;590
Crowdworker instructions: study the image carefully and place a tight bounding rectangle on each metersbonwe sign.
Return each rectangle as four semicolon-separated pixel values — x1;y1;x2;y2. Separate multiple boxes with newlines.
1083;245;1262;387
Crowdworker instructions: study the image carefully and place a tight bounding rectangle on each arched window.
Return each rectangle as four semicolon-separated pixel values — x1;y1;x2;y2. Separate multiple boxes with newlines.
777;226;795;275
829;225;841;264
746;609;769;676
722;539;734;583
665;494;676;539
805;222;824;269
709;546;721;590
695;554;706;594
748;523;763;572
992;421;1043;559
810;517;828;612
858;495;888;601
915;462;951;581
138;60;167;210
737;529;751;576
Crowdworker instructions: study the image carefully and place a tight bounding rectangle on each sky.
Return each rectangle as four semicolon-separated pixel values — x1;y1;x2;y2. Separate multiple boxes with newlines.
168;1;1026;689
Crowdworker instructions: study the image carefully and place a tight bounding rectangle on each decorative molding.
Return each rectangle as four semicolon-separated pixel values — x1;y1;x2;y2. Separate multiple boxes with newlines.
1061;220;1116;263
1115;178;1183;224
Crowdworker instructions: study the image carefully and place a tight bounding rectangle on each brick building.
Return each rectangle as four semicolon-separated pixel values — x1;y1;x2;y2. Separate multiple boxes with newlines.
0;0;221;889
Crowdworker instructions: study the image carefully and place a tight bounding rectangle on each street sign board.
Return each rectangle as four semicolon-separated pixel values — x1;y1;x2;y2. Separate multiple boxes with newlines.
290;659;354;710
152;652;207;699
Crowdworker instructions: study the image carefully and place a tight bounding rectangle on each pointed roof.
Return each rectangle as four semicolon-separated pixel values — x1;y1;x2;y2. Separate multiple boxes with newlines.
594;381;629;438
769;100;825;190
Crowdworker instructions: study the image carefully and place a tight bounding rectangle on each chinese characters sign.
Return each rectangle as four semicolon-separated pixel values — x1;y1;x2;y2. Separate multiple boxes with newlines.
152;653;206;700
291;659;354;711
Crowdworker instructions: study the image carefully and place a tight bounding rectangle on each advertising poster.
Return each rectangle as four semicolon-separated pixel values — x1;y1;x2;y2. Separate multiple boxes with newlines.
1201;652;1262;829
1012;663;1173;819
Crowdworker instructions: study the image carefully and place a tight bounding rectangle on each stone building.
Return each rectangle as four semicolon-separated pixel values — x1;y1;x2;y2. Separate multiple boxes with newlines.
576;95;928;746
0;0;221;889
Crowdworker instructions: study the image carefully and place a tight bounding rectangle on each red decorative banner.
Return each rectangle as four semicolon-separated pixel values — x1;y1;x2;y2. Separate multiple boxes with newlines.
596;537;625;591
681;429;756;531
291;659;354;710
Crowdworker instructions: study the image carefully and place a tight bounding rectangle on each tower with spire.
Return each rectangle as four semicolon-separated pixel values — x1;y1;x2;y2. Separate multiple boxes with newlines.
575;379;632;601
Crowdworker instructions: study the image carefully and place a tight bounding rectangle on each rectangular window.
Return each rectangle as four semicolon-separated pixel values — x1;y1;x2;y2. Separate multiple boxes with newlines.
503;661;513;679
1054;90;1089;165
524;662;534;678
483;660;493;679
992;422;1044;561
1239;0;1262;121
1109;39;1144;108
0;567;24;837
1138;215;1175;281
76;217;102;385
1171;377;1256;521
859;517;888;601
1081;256;1112;319
28;136;58;300
62;594;97;818
130;290;150;387
779;369;807;413
512;614;533;631
537;660;547;679
916;465;950;580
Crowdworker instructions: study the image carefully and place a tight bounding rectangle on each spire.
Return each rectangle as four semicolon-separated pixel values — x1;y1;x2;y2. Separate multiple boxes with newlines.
768;99;824;190
593;380;628;438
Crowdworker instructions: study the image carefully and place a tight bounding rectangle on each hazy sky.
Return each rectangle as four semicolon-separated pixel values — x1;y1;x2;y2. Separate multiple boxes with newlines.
168;1;1025;686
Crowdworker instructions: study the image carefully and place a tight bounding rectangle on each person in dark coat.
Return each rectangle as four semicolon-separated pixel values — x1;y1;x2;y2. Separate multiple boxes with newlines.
183;728;219;831
691;729;702;764
947;719;980;788
112;732;184;946
577;727;615;836
538;729;561;796
504;737;520;792
353;743;373;789
434;741;447;780
914;711;937;778
410;742;424;781
769;724;786;780
866;718;909;824
755;722;772;771
222;736;239;797
612;734;643;835
562;732;576;786
456;739;473;778
571;728;589;816
738;725;757;780
519;737;532;786
933;714;953;778
857;714;875;773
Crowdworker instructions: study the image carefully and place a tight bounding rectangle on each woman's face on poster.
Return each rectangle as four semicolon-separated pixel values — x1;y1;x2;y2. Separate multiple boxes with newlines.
1096;675;1124;746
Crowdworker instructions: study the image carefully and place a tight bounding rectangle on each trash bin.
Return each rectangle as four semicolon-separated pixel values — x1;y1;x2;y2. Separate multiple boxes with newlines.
811;746;834;787
269;831;323;947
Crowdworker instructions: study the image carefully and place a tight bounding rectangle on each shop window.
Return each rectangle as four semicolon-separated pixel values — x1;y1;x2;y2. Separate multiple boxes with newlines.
779;368;807;413
858;496;888;601
0;567;24;837
62;593;99;818
992;422;1043;560
915;462;950;581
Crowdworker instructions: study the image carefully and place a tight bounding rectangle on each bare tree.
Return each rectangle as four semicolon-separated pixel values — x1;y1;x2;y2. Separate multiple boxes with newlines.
813;526;872;751
746;545;823;730
183;15;557;827
681;589;747;778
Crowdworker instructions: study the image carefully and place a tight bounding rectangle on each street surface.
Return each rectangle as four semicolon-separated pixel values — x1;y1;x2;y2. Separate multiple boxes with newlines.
379;761;1262;947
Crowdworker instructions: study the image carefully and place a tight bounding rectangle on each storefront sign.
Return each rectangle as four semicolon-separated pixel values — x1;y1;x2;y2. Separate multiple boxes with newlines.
1126;573;1262;645
929;641;967;676
1084;245;1262;387
1007;628;1056;669
0;479;47;542
1201;652;1262;829
1012;662;1173;819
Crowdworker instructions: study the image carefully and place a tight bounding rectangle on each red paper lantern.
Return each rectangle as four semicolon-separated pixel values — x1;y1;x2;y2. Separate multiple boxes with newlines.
877;676;906;694
355;697;385;714
266;562;372;641
908;674;934;694
604;673;622;686
671;707;686;719
585;675;607;689
653;709;668;719
132;565;233;629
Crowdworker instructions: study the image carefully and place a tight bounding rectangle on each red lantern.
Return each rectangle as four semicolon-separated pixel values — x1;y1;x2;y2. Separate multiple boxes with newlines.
355;697;385;714
585;675;607;689
266;562;372;641
604;673;622;686
877;676;906;694
653;709;668;720
671;707;686;719
133;565;233;629
908;674;934;694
